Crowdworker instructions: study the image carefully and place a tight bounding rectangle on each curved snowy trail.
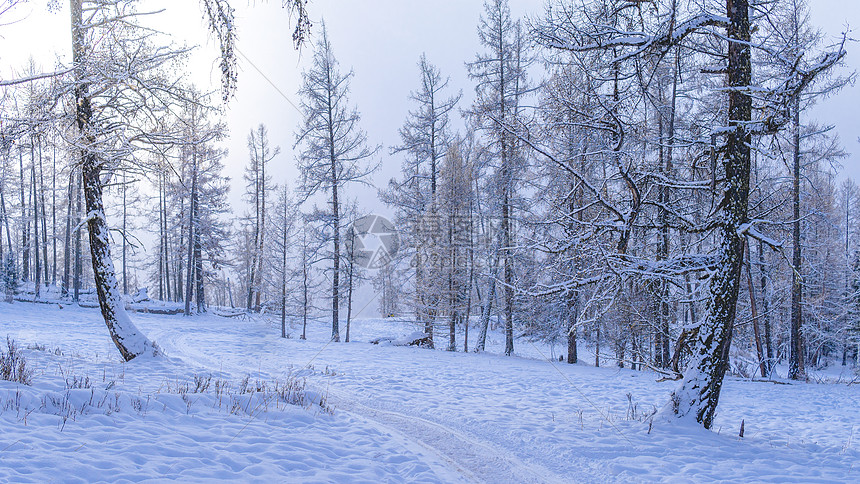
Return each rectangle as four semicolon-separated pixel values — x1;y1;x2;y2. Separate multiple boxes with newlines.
140;312;860;483
5;304;856;482
332;397;560;484
148;317;570;483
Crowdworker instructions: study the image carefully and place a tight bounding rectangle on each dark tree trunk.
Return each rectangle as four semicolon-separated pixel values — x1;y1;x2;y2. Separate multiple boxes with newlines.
184;141;198;316
669;0;752;429
19;149;28;283
194;234;204;312
162;171;172;302
302;256;309;341
51;143;57;286
39;143;48;288
744;240;767;378
0;162;12;259
157;172;164;301
280;205;288;339
503;167;514;356
788;95;805;380
176;197;184;303
32;159;40;298
255;141;266;311
346;258;354;343
475;250;499;352
72;0;152;361
122;172;128;295
73;171;82;302
567;292;578;364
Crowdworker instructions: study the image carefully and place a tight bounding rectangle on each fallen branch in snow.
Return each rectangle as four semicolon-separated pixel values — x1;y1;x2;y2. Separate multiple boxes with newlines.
370;332;434;347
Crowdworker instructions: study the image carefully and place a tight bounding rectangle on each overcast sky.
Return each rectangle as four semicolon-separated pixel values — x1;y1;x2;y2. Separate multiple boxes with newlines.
1;0;859;215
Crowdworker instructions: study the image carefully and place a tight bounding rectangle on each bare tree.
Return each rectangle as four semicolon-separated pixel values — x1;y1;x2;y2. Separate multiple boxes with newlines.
295;23;378;342
535;0;844;427
468;0;532;355
244;124;279;311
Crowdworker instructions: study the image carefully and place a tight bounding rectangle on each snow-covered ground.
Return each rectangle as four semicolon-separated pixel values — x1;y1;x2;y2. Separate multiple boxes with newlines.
1;301;858;482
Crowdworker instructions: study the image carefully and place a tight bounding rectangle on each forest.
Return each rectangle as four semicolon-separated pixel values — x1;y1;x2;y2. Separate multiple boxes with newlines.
1;0;859;455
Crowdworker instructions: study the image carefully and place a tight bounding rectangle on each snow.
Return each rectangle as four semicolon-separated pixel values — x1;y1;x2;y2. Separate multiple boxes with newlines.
1;301;858;482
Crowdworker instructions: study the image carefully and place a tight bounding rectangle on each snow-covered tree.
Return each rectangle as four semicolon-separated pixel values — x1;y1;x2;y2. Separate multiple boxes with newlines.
242;124;279;311
535;0;845;427
467;0;532;355
386;54;461;346
295;23;378;342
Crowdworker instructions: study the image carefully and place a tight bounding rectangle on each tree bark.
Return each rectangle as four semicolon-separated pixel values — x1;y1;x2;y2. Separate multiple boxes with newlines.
184;139;198;316
475;249;499;352
71;0;153;361
668;0;752;429
788;94;805;380
19;149;28;283
744;240;767;378
280;198;288;339
73;170;82;302
39;142;48;288
32;157;40;299
122;171;128;295
757;240;773;376
51;142;57;286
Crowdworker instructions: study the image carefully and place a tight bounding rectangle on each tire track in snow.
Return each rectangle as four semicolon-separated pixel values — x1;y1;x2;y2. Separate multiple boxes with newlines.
147;325;481;481
329;393;565;484
149;324;563;483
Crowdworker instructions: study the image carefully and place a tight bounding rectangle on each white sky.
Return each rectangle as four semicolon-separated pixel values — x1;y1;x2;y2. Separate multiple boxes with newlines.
1;0;858;216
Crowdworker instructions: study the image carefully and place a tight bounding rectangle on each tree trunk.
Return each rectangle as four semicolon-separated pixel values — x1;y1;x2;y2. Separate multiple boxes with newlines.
346;257;354;343
255;140;266;311
464;199;474;353
301;228;309;341
184;140;198;316
302;254;309;341
0;166;12;259
32;159;40;299
71;0;153;361
668;0;752;429
73;170;82;302
280;204;288;339
157;172;164;301
789;94;805;380
475;249;500;352
502;164;514;356
19;149;28;283
162;170;172;302
655;55;678;369
51;142;57;286
330;150;340;342
122;172;128;295
567;290;578;364
39;142;48;288
744;240;767;378
194;232;204;312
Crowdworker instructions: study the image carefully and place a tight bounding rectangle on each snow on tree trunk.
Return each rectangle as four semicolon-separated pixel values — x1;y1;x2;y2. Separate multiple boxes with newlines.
789;94;806;380
666;0;751;429
71;0;153;362
82;161;155;361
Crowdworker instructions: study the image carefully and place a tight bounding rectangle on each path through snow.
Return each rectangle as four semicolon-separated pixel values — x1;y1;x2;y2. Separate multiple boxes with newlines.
1;302;858;482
